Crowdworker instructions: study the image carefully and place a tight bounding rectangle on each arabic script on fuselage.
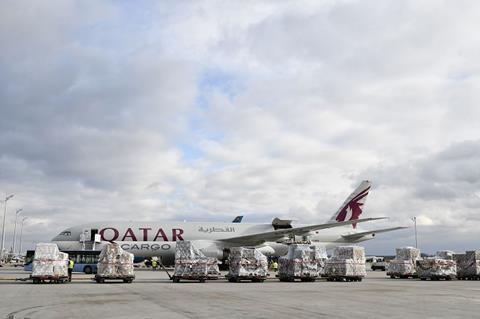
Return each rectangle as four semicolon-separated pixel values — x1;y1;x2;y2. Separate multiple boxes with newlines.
198;226;236;233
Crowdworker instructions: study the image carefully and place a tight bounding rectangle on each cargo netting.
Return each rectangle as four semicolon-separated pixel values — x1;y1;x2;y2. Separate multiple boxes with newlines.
278;244;327;279
174;241;219;278
455;250;480;278
325;246;366;277
97;242;134;277
32;243;69;277
228;247;268;278
436;250;455;260
387;247;422;277
416;258;456;278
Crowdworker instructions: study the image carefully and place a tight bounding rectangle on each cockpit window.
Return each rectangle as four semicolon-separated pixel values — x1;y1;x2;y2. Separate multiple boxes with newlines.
59;231;71;236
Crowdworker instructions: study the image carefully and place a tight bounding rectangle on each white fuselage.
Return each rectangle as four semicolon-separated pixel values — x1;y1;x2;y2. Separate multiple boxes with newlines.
52;221;373;264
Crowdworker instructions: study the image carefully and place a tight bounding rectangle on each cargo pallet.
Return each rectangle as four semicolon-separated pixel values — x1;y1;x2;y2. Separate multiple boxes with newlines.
226;275;267;283
94;274;134;283
419;275;455;281
31;275;68;284
326;276;363;282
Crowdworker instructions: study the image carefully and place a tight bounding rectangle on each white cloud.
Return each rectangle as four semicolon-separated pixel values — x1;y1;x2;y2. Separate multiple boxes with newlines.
1;0;480;254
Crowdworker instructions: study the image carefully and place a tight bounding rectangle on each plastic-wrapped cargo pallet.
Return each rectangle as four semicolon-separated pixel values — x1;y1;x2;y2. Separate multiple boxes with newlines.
173;241;219;282
96;242;134;282
325;246;366;281
436;250;455;260
417;258;456;280
31;243;69;280
227;247;268;282
387;247;421;279
278;244;326;281
455;250;480;280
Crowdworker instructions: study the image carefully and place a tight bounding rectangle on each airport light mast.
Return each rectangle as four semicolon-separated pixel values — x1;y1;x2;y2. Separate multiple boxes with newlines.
411;216;418;248
12;208;23;255
1;194;14;261
19;216;28;255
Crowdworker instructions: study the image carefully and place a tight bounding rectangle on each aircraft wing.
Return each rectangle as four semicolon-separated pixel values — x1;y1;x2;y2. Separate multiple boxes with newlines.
220;217;387;246
341;227;408;240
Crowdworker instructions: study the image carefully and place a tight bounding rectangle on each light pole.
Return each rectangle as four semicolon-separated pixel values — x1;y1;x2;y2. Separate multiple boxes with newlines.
1;194;14;260
18;217;28;256
12;208;23;255
411;217;418;248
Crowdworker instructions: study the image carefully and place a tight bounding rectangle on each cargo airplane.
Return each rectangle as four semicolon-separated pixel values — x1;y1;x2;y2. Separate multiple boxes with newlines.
52;181;405;264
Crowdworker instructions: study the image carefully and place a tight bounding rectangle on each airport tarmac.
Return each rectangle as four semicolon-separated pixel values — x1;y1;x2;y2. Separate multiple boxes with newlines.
0;267;479;319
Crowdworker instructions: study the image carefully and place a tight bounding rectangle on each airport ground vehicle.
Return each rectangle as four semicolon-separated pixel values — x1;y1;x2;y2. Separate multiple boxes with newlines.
367;256;387;271
25;250;100;274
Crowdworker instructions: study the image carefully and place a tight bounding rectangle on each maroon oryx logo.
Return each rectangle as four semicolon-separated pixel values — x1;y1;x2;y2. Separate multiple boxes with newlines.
335;187;370;229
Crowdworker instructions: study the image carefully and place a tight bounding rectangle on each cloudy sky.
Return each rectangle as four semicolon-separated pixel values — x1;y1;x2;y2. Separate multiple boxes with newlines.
1;0;480;254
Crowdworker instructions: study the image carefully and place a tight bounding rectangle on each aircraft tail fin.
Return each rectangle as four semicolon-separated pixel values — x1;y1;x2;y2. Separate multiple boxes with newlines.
232;216;243;223
328;180;372;229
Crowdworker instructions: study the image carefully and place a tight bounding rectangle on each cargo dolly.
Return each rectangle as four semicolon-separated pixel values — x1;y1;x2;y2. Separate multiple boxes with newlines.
30;274;69;284
326;276;363;282
419;275;455;281
94;274;135;283
387;273;418;279
172;274;208;283
225;274;267;282
457;275;480;280
278;274;317;282
170;263;216;283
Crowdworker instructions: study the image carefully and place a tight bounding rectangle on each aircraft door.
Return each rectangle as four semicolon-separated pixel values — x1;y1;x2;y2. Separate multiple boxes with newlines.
91;229;98;241
80;228;98;242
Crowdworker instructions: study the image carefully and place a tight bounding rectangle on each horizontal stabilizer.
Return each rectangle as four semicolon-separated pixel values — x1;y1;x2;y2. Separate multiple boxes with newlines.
342;227;408;240
221;217;387;246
